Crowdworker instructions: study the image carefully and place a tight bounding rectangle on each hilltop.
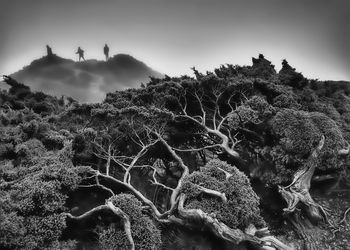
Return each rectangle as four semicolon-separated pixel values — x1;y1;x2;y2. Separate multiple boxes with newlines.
10;53;163;103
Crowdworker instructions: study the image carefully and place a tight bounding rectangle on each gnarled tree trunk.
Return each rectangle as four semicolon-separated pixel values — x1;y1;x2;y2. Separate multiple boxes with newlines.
279;136;331;249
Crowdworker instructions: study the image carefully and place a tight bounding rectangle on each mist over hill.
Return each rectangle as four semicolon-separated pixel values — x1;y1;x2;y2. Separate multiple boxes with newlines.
10;53;163;103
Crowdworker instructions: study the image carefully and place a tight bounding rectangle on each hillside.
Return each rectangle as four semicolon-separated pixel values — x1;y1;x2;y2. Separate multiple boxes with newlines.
1;54;350;250
10;53;163;103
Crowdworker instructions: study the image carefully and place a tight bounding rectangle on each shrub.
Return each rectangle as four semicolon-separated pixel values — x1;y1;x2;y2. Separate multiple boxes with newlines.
272;109;345;171
98;194;162;250
15;139;46;163
181;159;265;230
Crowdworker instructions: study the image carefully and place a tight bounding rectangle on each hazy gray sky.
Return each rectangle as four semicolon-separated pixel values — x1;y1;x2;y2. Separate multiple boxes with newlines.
0;0;349;80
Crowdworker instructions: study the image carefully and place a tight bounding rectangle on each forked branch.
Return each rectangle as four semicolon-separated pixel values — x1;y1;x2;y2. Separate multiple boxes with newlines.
64;199;135;250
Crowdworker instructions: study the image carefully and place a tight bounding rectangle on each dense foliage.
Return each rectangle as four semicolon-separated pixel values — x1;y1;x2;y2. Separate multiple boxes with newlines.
182;159;265;230
1;54;350;249
98;194;162;250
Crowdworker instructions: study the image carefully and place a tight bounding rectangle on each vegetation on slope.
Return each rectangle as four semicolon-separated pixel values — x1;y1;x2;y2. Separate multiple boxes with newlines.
1;54;350;249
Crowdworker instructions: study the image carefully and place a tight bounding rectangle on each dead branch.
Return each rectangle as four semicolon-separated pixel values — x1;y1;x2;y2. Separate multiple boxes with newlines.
150;167;174;191
176;88;241;159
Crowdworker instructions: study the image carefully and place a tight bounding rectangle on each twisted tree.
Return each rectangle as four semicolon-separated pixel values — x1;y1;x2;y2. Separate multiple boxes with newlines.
65;103;293;250
2;56;350;249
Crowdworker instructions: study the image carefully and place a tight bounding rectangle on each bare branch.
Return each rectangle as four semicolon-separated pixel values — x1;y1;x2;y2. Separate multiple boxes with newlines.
111;156;128;170
193;184;227;203
340;206;350;224
153;132;190;210
64;204;109;220
130;135;144;148
78;184;115;196
216;167;233;180
227;94;235;112
90;170;167;218
123;138;160;183
150;167;174;191
175;104;240;159
193;90;206;125
179;89;188;115
64;200;135;250
173;144;222;152
217;115;229;131
106;201;135;250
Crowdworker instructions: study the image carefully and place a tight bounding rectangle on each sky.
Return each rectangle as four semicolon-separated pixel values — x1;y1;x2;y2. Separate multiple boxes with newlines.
0;0;349;81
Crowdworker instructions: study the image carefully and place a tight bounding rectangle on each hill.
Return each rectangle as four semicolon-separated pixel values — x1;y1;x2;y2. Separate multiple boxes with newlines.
10;53;163;103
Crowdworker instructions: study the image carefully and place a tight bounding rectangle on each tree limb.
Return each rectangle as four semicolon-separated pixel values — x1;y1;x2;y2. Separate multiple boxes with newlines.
216;166;233;180
173;143;221;152
150;167;174;191
193;183;227;203
177;194;261;245
78;184;115;196
340;206;350;224
64;200;135;250
64;204;109;220
106;201;135;250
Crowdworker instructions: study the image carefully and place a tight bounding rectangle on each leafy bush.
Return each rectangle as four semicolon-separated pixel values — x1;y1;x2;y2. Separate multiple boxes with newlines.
0;144;81;249
271;109;345;172
15;139;46;163
278;59;308;89
181;159;265;230
98;194;162;250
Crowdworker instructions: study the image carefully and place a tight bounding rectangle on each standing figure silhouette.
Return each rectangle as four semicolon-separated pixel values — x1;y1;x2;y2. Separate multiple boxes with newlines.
104;44;109;61
76;47;85;61
46;45;53;57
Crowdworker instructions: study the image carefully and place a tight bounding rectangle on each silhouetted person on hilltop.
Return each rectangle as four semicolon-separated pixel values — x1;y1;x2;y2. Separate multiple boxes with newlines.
76;47;85;61
46;45;53;57
104;44;109;61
